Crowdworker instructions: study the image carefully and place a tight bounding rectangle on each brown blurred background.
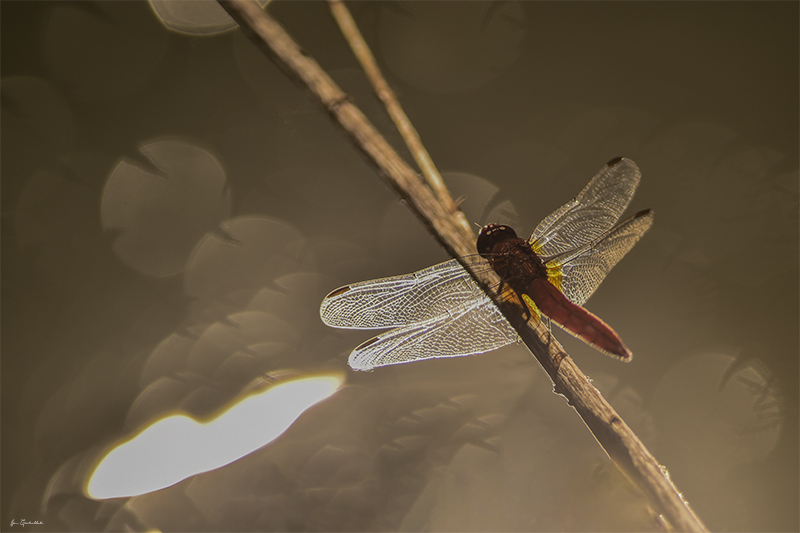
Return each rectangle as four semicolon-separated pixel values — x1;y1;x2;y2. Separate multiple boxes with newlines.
2;1;797;531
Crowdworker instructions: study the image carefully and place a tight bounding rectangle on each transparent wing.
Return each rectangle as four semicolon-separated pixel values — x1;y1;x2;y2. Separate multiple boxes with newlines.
348;298;519;371
320;259;488;329
531;157;641;258
551;209;654;306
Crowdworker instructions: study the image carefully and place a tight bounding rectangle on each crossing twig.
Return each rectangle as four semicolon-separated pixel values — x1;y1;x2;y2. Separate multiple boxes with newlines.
216;2;708;531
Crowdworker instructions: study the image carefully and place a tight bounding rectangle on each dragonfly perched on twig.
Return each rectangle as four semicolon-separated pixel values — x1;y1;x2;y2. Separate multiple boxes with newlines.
320;157;654;370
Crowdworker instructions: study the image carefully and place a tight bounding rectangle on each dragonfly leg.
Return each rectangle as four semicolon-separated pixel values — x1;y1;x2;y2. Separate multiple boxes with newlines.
498;280;539;326
505;284;532;321
521;295;532;321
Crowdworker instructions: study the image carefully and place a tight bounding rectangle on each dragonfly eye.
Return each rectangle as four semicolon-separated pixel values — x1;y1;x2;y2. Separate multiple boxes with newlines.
477;223;519;257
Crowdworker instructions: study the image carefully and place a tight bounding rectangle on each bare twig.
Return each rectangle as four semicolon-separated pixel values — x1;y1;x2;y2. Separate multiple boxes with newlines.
326;0;465;226
216;1;708;531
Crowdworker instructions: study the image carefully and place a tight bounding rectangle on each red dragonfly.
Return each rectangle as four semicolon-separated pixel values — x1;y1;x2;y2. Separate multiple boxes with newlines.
320;157;654;370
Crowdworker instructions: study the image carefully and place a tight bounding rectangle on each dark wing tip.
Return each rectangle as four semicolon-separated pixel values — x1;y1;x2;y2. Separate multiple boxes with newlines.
325;286;351;299
349;337;381;371
606;156;625;166
356;337;380;350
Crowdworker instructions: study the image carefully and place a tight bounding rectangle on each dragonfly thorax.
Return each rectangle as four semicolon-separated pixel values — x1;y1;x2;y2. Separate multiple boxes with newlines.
477;224;548;291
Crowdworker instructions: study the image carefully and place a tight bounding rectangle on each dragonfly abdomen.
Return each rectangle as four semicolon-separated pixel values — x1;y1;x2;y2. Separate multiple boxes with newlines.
527;278;633;362
478;224;634;361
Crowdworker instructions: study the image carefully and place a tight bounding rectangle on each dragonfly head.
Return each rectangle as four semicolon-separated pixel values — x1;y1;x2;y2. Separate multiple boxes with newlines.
477;223;519;258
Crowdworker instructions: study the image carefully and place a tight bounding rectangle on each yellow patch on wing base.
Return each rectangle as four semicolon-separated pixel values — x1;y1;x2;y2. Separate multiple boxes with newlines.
547;262;564;293
531;239;564;294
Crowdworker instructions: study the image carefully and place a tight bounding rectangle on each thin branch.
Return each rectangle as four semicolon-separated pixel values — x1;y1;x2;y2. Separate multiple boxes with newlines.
216;1;708;532
326;0;465;226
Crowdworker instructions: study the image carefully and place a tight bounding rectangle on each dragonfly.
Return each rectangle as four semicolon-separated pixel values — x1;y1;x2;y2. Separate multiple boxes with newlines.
320;157;654;370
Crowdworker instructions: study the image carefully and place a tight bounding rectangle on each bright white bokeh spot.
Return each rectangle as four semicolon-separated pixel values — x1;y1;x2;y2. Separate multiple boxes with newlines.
87;375;342;499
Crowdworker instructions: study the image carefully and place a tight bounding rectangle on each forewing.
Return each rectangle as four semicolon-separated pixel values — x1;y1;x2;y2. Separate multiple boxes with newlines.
348;297;519;370
531;157;641;258
551;209;654;306
320;259;483;329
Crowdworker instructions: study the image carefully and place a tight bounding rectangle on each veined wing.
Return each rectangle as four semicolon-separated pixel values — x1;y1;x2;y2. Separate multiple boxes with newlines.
320;259;488;330
531;157;641;258
548;209;654;306
348;296;519;370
